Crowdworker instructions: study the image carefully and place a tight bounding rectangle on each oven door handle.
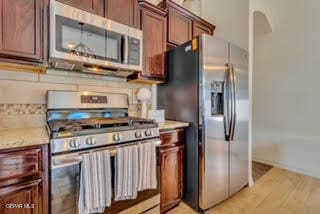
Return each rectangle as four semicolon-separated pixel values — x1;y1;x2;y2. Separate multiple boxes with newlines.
52;154;82;169
52;139;162;169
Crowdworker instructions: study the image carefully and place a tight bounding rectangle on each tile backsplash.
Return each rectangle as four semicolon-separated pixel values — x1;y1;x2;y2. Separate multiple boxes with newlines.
0;104;46;115
0;69;154;129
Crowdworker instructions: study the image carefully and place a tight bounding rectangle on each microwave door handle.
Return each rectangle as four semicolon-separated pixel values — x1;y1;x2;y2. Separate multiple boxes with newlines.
122;35;128;64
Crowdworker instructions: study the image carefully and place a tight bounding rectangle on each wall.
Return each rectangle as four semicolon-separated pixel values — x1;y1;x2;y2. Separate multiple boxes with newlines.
0;69;152;129
252;0;320;178
201;0;249;50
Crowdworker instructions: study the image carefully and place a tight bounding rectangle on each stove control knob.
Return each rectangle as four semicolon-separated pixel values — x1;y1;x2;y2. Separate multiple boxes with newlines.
113;133;121;142
135;131;142;138
145;129;152;137
86;137;96;145
69;139;80;148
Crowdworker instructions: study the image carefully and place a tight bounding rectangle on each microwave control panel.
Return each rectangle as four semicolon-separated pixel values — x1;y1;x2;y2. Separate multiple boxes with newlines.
128;37;140;65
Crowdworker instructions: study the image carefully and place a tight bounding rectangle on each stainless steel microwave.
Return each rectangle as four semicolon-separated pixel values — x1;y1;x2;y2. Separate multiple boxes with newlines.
49;1;142;77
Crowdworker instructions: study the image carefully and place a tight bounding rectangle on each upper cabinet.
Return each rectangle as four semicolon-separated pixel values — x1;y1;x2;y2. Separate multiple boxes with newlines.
57;0;104;16
105;0;140;29
0;0;47;67
129;1;167;83
159;0;215;46
167;7;192;45
193;21;213;38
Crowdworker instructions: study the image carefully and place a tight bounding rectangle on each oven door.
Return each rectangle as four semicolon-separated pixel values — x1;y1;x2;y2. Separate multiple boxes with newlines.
51;139;161;214
50;0;130;70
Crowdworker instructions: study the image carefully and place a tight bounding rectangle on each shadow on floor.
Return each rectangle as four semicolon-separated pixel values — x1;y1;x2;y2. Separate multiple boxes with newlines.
252;161;273;182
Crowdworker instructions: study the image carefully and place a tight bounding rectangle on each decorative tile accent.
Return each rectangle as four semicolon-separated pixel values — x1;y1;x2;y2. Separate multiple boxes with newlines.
0;68;155;128
0;104;46;115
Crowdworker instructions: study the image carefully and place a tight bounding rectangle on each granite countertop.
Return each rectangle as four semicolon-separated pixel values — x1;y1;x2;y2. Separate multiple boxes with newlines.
0;127;49;150
159;120;189;131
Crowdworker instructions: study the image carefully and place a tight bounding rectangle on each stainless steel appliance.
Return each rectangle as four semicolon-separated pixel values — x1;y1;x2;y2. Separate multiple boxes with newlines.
49;0;142;77
158;35;249;211
47;91;160;214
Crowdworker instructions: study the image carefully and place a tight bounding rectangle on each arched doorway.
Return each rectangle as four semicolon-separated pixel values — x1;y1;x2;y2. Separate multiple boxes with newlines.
249;9;273;185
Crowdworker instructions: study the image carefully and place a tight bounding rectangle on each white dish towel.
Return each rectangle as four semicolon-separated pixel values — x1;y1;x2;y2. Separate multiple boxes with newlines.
138;141;157;191
114;145;139;201
79;150;112;214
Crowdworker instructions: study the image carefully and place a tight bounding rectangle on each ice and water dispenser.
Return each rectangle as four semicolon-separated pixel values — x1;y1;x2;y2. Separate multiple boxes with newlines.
211;81;224;116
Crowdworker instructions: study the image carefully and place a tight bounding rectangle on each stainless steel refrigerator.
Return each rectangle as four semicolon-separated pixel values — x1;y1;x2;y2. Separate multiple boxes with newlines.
158;35;249;211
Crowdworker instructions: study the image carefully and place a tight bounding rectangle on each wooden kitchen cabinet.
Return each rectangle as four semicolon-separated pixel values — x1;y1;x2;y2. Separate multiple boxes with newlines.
0;0;48;67
0;145;49;214
0;179;42;214
57;0;104;16
129;1;167;83
167;7;192;45
193;21;213;38
105;0;140;29
159;0;215;46
160;129;184;213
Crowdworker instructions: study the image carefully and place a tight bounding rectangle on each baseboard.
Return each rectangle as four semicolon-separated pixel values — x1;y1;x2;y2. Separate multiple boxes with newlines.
252;156;320;179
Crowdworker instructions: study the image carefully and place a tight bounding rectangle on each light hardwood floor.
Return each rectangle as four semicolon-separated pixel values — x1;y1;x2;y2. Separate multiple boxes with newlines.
169;167;320;214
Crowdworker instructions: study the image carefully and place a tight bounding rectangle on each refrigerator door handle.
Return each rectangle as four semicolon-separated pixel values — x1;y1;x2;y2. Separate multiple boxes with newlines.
224;63;232;140
229;64;237;141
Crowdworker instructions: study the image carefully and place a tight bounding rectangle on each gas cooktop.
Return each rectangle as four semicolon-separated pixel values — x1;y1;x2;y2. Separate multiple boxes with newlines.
48;117;156;134
47;91;160;154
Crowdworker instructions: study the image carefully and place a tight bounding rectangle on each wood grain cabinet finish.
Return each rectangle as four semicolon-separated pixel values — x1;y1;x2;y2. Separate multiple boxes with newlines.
160;145;184;213
193;21;213;38
0;0;47;65
0;145;49;214
160;129;184;213
57;0;104;16
0;149;41;188
136;1;167;82
0;179;42;214
167;7;192;45
105;0;140;29
159;0;215;46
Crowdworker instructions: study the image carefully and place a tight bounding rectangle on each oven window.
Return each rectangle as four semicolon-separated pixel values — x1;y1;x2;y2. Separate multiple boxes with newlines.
55;15;122;63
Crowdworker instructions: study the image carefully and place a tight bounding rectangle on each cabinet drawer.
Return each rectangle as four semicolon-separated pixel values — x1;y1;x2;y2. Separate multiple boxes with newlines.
160;129;184;147
0;148;42;187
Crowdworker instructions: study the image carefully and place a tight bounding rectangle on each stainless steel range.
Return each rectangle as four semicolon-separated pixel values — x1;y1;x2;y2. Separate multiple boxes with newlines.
47;91;160;214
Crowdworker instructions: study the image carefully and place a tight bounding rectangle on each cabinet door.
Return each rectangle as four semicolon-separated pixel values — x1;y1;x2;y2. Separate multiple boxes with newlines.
57;0;104;16
168;8;192;45
0;148;41;188
0;0;42;62
193;22;212;38
105;0;140;29
0;179;42;214
141;8;167;80
160;145;184;212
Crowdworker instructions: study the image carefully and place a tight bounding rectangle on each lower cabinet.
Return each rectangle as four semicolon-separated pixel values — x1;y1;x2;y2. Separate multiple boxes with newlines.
160;129;184;213
0;179;42;214
0;145;49;214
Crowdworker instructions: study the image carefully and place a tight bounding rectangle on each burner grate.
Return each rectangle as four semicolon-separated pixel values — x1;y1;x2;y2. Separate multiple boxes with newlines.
48;117;155;133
